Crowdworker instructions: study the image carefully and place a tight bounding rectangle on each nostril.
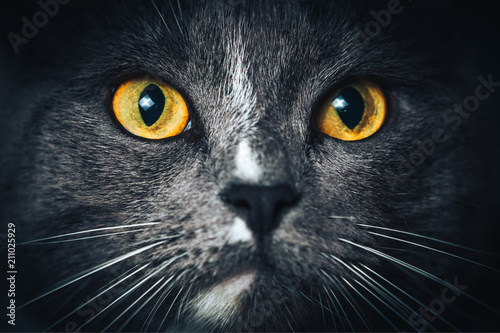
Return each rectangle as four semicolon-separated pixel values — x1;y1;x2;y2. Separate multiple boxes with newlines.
222;184;298;238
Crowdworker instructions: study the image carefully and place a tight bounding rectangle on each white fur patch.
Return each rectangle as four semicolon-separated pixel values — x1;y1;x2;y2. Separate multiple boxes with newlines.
190;271;256;326
231;49;249;107
235;140;261;182
225;34;256;110
226;217;253;244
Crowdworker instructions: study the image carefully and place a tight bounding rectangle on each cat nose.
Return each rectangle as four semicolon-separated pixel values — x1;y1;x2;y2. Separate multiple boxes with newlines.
222;184;298;239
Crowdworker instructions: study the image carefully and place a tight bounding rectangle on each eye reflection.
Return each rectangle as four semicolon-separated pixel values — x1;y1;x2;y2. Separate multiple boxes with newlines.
333;87;365;130
138;84;165;127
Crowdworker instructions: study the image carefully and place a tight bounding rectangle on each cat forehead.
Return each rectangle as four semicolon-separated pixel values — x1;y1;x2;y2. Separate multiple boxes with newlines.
63;0;413;94
106;0;362;75
165;2;360;119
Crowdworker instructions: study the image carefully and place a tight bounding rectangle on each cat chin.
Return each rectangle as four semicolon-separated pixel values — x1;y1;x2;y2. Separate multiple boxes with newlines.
183;270;257;330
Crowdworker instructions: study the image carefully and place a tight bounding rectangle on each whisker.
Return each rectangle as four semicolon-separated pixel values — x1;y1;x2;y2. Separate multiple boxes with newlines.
328;254;420;330
94;265;142;294
168;0;184;36
176;0;182;16
287;318;295;333
126;234;182;248
343;278;399;332
320;287;338;331
142;271;188;332
20;241;165;309
292;286;336;322
352;278;413;330
329;216;356;220
322;284;347;332
44;264;149;332
76;275;153;331
358;224;500;257
158;286;184;332
339;238;500;316
283;302;297;329
176;281;193;327
150;0;172;34
77;254;184;331
321;270;367;332
317;290;326;329
295;288;317;306
118;275;175;333
105;277;167;332
26;229;148;245
360;264;459;332
332;274;373;332
379;246;426;255
47;277;92;324
328;255;411;316
368;231;500;272
352;266;415;317
19;222;160;245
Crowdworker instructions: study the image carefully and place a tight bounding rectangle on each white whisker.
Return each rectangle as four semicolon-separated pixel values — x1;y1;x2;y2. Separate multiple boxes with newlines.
319;288;337;331
77;253;184;331
339;238;500;316
322;284;348;332
20;241;165;309
358;224;499;256
168;0;184;36
328;254;419;330
368;231;500;272
45;264;150;331
158;286;184;331
283;302;297;329
321;270;366;331
106;277;167;332
150;0;172;33
141;271;188;332
118;275;175;332
27;229;148;245
343;277;399;331
20;222;161;245
328;255;411;316
329;216;356;220
177;281;195;327
360;264;459;332
317;290;326;328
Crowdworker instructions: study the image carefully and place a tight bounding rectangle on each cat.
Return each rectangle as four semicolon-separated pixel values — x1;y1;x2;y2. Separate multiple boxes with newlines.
1;0;499;332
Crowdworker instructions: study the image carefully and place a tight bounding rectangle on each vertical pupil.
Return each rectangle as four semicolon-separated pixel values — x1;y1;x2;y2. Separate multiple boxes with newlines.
138;84;165;127
332;87;364;130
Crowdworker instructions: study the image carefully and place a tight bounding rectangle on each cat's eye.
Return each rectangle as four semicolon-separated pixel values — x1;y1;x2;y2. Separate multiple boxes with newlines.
112;76;189;139
314;78;386;141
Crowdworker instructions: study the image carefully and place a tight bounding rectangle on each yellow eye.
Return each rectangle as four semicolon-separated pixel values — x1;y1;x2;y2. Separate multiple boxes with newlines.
112;76;189;140
315;78;386;141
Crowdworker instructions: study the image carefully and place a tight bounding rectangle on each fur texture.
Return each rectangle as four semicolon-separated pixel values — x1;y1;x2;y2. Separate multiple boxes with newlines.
1;0;499;331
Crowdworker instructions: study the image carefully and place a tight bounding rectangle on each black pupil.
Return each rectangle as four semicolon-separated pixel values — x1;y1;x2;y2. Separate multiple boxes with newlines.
332;87;364;130
138;84;165;127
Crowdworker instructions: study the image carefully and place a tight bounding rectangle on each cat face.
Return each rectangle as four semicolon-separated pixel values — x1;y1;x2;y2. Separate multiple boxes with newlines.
1;0;498;331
